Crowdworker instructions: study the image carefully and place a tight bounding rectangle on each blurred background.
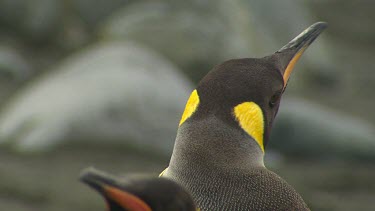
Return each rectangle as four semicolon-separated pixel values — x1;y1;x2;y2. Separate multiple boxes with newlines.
0;0;374;210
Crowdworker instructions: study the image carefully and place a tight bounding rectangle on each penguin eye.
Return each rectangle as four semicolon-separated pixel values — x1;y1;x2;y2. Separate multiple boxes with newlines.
269;91;282;108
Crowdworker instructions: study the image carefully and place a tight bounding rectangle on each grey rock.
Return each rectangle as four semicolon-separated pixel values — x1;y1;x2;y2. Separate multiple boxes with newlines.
0;45;31;81
306;0;375;121
0;0;62;41
270;97;375;161
100;0;258;81
0;41;193;154
100;0;335;85
72;0;129;28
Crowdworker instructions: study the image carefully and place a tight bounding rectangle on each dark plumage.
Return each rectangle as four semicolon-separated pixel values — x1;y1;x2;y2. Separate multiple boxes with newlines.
80;168;196;211
162;22;327;210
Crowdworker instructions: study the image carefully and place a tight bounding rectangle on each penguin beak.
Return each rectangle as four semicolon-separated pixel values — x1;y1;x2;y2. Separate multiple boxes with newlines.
80;167;117;195
276;22;328;88
80;168;152;211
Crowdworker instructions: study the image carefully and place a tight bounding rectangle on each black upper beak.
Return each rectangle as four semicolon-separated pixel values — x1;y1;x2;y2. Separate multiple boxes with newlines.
275;22;328;87
80;167;118;194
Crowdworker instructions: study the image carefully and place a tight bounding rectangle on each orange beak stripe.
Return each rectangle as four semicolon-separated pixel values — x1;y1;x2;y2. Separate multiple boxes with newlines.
104;185;152;211
282;46;307;88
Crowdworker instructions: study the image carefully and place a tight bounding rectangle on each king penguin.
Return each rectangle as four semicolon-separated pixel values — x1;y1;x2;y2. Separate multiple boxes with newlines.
161;22;327;211
80;168;196;211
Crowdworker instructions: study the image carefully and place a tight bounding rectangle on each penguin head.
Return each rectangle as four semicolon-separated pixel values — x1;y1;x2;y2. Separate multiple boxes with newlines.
80;168;196;211
178;22;327;153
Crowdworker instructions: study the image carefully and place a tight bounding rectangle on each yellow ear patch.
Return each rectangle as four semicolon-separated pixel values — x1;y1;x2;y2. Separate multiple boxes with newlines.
233;102;265;152
179;90;200;126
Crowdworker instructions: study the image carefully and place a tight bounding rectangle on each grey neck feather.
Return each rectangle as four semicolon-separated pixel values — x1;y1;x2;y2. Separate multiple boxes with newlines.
168;116;265;175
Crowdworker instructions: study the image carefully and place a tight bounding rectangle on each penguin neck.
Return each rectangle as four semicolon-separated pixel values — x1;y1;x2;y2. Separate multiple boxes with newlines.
169;116;265;173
